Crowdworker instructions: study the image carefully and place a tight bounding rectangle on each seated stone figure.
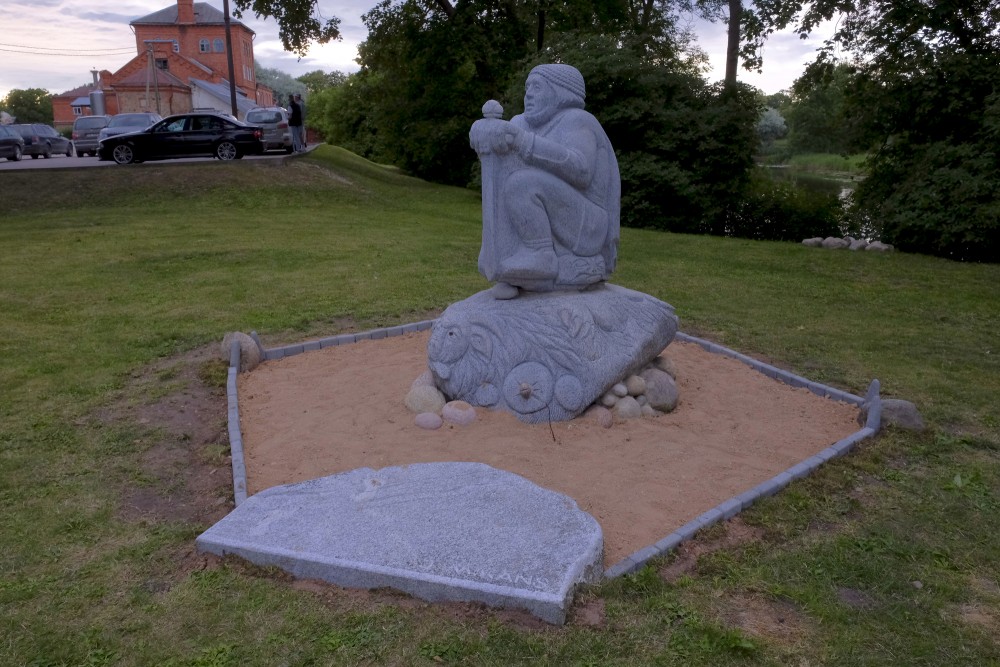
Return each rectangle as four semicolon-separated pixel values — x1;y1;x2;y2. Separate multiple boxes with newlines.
470;64;620;299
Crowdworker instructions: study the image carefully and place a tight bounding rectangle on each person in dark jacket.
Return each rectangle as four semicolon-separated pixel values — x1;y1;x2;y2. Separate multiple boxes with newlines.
288;94;303;152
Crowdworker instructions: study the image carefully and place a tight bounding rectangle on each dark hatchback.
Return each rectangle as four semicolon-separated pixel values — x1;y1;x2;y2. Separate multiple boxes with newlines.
0;125;25;161
97;112;264;164
10;123;73;158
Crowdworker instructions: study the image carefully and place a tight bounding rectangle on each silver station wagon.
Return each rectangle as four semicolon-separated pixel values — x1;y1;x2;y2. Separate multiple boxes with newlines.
244;107;293;153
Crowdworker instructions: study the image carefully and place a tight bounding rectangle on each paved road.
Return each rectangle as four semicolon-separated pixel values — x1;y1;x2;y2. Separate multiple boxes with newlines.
0;149;300;172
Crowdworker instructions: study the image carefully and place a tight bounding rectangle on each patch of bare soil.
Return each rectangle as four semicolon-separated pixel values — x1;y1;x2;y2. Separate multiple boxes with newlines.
659;518;766;583
100;344;233;528
716;593;812;647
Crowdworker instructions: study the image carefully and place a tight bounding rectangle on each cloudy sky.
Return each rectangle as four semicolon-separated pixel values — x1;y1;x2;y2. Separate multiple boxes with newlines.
1;0;834;101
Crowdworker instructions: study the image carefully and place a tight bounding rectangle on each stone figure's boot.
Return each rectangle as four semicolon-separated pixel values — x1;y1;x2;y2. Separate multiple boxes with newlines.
498;238;558;282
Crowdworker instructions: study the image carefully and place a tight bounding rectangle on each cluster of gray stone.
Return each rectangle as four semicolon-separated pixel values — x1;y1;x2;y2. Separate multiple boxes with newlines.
406;352;680;430
802;236;894;252
583;355;678;426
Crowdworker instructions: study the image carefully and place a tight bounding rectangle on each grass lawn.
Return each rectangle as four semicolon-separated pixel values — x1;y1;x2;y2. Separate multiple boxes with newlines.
1;147;998;666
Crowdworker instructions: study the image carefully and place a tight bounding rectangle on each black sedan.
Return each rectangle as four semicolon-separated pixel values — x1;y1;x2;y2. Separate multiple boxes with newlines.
98;112;264;164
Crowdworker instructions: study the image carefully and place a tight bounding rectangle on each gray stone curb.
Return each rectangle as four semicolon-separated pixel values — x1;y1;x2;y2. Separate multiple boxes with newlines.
227;340;248;505
223;322;882;579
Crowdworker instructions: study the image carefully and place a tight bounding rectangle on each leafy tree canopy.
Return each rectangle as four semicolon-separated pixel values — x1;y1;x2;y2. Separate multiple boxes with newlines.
296;70;348;95
233;0;341;56
254;63;307;106
1;88;53;124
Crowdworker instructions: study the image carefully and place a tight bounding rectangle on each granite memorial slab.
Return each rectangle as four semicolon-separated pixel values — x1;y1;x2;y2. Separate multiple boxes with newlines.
196;462;604;624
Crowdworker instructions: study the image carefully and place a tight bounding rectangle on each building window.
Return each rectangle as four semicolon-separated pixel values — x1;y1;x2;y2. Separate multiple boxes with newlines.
155;58;169;70
172;40;179;53
199;38;210;53
72;106;83;116
213;38;224;53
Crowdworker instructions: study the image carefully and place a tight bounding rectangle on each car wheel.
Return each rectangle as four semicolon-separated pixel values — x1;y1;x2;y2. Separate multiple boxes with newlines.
7;146;21;162
112;144;136;165
285;145;294;154
31;153;39;159
43;144;51;159
215;141;239;160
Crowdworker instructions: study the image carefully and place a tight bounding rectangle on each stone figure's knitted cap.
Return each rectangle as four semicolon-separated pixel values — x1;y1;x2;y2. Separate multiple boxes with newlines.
530;64;585;101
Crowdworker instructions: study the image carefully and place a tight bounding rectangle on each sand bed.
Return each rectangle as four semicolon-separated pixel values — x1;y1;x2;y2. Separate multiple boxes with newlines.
238;331;860;566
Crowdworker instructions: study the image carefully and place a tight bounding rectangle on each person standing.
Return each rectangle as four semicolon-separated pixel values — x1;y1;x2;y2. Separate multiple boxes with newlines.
294;93;307;151
288;93;303;152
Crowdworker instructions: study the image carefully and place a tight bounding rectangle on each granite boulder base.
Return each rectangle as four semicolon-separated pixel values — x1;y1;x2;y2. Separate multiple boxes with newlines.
196;462;604;624
428;283;679;423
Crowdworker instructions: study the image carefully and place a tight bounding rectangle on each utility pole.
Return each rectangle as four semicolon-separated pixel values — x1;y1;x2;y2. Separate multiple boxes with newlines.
222;0;239;118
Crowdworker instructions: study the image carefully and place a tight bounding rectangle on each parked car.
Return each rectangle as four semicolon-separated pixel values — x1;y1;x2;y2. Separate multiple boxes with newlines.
10;124;73;158
244;107;292;153
72;115;110;157
0;125;25;161
97;113;162;145
97;112;264;164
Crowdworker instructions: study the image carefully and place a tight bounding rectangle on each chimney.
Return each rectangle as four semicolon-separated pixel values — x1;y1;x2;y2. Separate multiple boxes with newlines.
177;0;194;24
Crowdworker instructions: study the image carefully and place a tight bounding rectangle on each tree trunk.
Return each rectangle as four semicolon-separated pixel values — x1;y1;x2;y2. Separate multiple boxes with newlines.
725;0;742;89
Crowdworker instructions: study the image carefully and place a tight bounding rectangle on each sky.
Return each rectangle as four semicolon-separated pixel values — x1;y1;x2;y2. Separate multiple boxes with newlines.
0;0;836;102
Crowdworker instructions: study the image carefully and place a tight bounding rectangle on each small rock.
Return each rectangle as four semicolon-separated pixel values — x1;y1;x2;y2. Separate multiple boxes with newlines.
624;375;646;396
584;405;613;429
600;392;618;408
405;385;446;414
636;394;648;406
415;412;443;430
882;399;925;431
865;241;894;252
650;355;677;379
611;383;628;397
821;236;850;249
802;237;824;247
641;404;659;418
849;239;869;251
442;400;476;426
912;580;923;590
613;396;642;420
220;332;262;373
410;369;435;390
640;368;679;413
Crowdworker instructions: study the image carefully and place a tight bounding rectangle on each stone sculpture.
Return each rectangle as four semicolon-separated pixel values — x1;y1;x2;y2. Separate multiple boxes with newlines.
427;64;678;423
469;64;620;299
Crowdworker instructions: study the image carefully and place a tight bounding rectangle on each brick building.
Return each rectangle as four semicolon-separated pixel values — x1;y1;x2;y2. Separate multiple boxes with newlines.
53;0;274;128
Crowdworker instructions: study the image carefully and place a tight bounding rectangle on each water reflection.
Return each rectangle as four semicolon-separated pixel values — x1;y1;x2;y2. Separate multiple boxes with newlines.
763;166;857;202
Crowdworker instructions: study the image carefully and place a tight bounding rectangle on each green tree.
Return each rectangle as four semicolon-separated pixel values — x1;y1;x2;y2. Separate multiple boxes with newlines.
741;0;999;260
254;63;308;107
233;0;341;56
296;70;348;95
1;88;53;124
783;63;856;154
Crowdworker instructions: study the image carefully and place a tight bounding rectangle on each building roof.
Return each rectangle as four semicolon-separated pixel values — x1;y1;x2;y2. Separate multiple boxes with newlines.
190;78;258;115
70;97;92;106
53;84;96;99
114;67;190;89
131;2;251;32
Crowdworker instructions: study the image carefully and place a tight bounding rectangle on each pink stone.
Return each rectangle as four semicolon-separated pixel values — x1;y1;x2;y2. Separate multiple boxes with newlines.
442;400;476;426
415;412;443;430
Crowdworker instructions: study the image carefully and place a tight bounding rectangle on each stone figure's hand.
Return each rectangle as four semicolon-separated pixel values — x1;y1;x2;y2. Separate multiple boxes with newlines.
470;118;517;156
